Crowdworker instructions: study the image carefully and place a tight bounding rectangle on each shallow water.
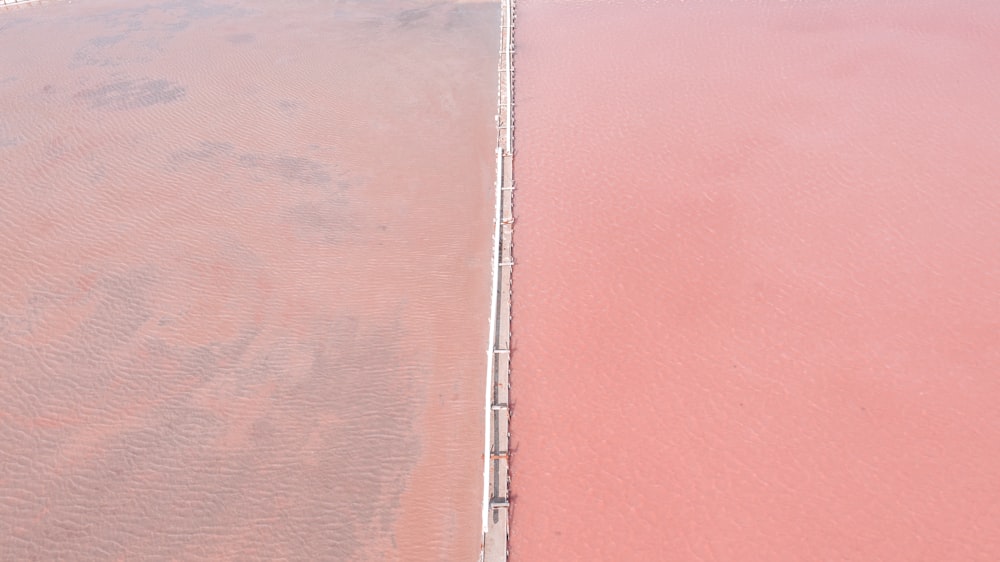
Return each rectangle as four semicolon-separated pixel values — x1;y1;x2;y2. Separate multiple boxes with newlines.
0;0;497;559
510;1;1000;560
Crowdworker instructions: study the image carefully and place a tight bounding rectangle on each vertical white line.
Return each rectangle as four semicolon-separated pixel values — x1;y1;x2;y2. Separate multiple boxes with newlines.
484;0;513;542
505;0;513;156
483;144;502;535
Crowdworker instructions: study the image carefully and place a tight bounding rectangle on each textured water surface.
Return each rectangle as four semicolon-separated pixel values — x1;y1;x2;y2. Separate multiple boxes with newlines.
0;0;498;559
510;1;1000;560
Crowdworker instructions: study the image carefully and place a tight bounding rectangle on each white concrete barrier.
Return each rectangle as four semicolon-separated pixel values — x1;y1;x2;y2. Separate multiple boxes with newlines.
482;1;516;560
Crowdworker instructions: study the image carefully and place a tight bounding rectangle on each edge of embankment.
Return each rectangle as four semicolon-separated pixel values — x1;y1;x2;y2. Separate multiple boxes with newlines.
481;0;515;560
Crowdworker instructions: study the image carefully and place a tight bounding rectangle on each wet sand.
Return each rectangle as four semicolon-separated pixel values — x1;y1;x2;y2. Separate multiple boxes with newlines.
510;1;1000;560
0;0;498;559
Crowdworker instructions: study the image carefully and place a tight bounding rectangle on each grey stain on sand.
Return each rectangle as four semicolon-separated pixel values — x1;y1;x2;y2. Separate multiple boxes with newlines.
77;78;186;110
0;120;20;149
396;6;433;27
170;141;235;163
445;2;498;32
236;152;337;189
276;99;300;118
70;0;248;69
273;156;333;187
167;142;357;243
226;33;255;44
171;142;334;187
71;33;134;68
89;34;128;48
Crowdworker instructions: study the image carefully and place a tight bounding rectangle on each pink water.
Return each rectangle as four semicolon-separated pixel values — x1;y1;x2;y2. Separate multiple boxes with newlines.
510;2;1000;560
0;0;497;558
